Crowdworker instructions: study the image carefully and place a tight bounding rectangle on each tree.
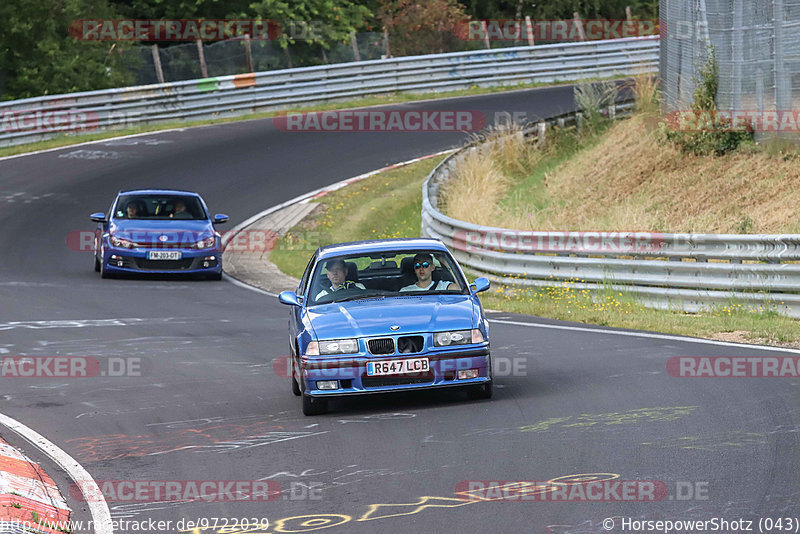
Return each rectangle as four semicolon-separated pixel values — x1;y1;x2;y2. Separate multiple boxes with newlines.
378;0;467;56
0;0;135;100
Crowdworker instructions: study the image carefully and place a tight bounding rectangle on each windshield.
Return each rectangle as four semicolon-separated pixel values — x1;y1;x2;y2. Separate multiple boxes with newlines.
114;195;207;220
308;250;467;305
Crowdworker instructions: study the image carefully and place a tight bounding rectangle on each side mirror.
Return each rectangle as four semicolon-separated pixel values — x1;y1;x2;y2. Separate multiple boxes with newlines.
470;277;490;294
90;212;107;223
278;291;303;306
213;214;229;225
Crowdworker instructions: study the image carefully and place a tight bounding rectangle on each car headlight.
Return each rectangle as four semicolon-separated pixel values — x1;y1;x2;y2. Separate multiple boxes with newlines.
434;329;479;347
110;235;134;249
195;236;216;249
306;339;359;356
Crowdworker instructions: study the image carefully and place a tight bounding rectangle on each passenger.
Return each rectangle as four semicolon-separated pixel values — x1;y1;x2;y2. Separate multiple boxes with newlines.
170;199;192;219
315;259;365;300
400;253;460;292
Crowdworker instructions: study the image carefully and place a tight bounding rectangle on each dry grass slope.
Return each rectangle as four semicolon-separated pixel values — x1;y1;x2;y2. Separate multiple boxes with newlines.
444;112;800;234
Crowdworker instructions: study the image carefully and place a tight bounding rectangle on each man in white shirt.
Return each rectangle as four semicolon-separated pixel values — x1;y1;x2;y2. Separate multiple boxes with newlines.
400;253;460;292
315;259;366;300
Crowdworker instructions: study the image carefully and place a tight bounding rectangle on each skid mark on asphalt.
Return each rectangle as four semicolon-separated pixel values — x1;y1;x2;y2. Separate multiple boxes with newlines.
66;413;418;462
0;317;217;331
461;406;699;438
66;419;322;462
642;431;769;451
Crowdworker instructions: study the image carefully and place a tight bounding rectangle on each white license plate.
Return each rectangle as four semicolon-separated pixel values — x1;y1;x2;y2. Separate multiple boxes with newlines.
147;250;182;260
366;358;429;376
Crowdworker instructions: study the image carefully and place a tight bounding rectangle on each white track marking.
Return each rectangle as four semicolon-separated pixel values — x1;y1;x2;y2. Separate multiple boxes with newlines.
488;318;800;354
0;412;112;534
0;129;190;162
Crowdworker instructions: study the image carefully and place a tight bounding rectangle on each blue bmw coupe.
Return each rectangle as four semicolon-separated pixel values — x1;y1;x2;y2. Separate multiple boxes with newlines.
90;189;229;279
279;238;492;415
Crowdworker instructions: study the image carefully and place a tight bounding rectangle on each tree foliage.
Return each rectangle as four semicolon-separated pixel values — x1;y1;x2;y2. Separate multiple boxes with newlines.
0;0;135;100
0;0;662;100
377;0;467;56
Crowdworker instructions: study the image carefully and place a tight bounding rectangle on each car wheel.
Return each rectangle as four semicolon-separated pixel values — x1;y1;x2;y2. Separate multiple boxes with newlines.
208;271;223;281
94;254;100;272
99;257;111;279
468;381;493;400
302;394;328;416
291;376;301;396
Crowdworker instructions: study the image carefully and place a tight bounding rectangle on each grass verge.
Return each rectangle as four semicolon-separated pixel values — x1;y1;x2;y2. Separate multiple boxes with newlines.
269;155;446;278
268;146;800;348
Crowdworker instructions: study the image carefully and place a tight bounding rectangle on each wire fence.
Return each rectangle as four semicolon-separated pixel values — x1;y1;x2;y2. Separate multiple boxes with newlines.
660;0;800;138
120;33;397;85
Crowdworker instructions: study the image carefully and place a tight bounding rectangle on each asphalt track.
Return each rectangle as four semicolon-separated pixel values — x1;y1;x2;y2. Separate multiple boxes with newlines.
1;85;799;534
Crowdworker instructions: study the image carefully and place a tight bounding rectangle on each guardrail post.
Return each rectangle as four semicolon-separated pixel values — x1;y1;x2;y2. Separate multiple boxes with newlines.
196;39;209;78
350;31;361;61
525;16;535;46
244;34;254;72
608;105;616;120
537;120;546;146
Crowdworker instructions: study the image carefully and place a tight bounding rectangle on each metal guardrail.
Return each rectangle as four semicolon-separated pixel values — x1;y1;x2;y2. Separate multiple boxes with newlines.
0;36;658;147
421;102;800;318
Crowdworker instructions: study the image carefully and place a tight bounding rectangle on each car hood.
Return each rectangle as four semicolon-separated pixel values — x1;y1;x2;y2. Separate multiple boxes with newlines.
109;219;215;242
307;294;475;340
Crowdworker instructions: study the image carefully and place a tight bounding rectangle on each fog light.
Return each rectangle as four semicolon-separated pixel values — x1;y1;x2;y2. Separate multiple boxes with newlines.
317;380;339;390
458;369;479;379
203;261;209;268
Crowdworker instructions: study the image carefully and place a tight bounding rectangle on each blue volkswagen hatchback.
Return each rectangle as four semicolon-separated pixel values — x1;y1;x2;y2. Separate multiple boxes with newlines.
279;238;492;415
90;189;229;279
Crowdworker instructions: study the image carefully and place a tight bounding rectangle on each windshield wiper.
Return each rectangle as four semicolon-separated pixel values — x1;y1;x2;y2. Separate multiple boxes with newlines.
333;294;387;303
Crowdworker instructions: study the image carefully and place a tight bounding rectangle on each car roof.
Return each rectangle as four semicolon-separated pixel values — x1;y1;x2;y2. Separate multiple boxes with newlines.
317;238;448;260
117;189;201;197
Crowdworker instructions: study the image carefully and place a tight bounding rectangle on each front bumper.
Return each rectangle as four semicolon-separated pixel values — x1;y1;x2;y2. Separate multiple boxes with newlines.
299;346;491;397
102;247;222;274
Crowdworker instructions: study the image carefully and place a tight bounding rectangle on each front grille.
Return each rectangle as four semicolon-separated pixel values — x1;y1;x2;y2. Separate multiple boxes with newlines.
368;338;395;355
363;372;434;388
134;258;195;270
397;336;424;354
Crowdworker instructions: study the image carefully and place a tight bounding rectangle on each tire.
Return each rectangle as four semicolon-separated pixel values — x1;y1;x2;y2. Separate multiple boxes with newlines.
94;255;100;272
468;381;493;400
302;394;328;416
291;376;301;396
209;271;223;281
99;257;111;279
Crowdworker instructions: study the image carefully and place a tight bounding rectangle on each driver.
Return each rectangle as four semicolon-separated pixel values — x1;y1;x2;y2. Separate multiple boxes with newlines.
126;200;145;218
315;259;365;300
